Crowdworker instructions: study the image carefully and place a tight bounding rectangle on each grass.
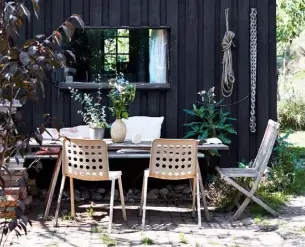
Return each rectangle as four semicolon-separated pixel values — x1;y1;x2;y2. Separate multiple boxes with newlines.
141;234;154;245
248;190;289;215
61;211;74;221
86;202;95;217
300;226;305;232
179;233;188;244
100;233;118;246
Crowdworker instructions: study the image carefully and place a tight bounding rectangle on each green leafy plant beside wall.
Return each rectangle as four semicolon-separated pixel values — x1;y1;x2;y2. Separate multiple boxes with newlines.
184;87;237;148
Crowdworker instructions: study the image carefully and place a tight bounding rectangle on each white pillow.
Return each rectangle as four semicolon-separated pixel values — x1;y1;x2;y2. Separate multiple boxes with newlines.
60;125;90;139
122;116;164;141
38;128;59;140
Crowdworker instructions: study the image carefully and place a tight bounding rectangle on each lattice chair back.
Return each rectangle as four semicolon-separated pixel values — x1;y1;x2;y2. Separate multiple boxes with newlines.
62;138;110;181
149;139;198;180
252;120;280;175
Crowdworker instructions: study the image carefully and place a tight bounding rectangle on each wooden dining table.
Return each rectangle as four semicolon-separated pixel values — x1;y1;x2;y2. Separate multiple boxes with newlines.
28;138;228;220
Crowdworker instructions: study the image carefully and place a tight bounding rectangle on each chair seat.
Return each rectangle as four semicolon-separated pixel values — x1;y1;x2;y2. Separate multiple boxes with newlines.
109;171;122;180
216;166;258;178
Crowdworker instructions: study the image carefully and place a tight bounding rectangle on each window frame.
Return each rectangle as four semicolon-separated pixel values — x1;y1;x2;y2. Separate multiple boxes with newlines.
60;26;171;90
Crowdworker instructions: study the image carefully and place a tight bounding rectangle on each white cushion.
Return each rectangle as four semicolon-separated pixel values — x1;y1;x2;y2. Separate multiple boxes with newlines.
122;116;164;141
60;125;90;139
38;128;59;140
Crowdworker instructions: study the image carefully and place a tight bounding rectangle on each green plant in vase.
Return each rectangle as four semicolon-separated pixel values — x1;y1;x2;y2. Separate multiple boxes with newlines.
108;74;136;142
184;87;237;157
70;87;109;139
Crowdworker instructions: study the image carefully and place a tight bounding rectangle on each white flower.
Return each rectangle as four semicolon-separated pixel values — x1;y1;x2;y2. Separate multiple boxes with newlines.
210;87;215;92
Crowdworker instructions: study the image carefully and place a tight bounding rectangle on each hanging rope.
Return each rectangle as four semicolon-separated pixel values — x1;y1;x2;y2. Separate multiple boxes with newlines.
221;8;235;98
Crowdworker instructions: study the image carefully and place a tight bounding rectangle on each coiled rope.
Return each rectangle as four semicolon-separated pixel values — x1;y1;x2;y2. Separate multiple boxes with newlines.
221;8;235;98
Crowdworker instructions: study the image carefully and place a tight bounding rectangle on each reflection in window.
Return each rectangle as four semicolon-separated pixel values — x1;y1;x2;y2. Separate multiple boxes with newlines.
63;28;168;83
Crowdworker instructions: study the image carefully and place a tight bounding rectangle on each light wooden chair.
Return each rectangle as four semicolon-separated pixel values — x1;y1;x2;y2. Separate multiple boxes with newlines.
216;119;280;221
54;138;127;233
140;139;209;228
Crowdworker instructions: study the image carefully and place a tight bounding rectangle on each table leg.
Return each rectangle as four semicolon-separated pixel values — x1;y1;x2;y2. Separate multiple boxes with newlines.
44;150;62;220
197;162;211;221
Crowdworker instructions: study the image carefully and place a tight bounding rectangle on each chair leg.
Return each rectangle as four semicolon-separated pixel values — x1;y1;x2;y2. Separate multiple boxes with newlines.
54;175;66;227
230;197;251;221
196;175;202;227
108;178;116;234
70;177;75;218
139;173;145;217
192;178;196;218
118;176;127;221
198;169;210;221
141;174;149;229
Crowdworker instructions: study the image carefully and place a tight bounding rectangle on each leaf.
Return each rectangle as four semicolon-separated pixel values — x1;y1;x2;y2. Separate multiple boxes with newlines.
183;109;197;116
65;50;76;61
70;14;85;29
32;0;40;19
24;39;36;48
62;21;75;41
184;131;197;139
19;52;31;66
20;3;31;21
121;112;128;119
52;31;62;46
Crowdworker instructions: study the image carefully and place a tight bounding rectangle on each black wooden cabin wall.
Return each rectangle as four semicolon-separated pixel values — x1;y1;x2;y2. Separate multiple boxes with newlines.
21;0;277;167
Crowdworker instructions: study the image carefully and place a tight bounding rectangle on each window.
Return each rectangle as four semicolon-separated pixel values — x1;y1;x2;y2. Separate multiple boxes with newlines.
63;28;169;83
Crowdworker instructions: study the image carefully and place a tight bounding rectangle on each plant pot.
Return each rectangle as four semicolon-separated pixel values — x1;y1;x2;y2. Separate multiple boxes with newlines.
110;119;127;143
89;127;105;140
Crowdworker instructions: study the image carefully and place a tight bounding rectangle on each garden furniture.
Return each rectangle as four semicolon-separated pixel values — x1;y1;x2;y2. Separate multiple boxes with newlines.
53;138;127;233
140;139;209;227
27;137;228;220
216;119;280;221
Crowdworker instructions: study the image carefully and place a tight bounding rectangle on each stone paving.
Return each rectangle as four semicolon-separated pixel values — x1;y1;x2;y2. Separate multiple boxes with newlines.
4;196;305;247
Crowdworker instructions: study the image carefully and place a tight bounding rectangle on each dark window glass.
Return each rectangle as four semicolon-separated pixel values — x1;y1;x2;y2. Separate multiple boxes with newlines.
63;28;169;83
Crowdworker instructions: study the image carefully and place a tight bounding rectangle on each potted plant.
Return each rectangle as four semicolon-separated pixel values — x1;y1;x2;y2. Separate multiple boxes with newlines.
70;87;109;139
108;75;136;143
184;87;237;157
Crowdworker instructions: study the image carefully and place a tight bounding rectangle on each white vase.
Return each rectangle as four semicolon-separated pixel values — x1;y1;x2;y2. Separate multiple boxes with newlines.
110;119;126;143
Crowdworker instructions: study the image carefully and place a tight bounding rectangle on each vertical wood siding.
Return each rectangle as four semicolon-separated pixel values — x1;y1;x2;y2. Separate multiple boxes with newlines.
21;0;276;167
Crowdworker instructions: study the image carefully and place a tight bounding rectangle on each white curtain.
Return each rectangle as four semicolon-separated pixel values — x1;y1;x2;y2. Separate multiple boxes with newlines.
149;30;167;83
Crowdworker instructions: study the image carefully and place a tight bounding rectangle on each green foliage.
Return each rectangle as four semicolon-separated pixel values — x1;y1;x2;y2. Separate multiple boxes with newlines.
100;233;118;246
70;87;108;128
108;74;136;119
277;0;305;55
179;233;188;244
86;202;95;217
141;234;154;245
263;133;305;194
184;87;236;156
278;98;305;130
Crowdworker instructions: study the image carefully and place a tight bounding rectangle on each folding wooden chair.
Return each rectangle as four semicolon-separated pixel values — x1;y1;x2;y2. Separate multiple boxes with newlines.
53;138;127;233
216;119;280;221
140;139;210;228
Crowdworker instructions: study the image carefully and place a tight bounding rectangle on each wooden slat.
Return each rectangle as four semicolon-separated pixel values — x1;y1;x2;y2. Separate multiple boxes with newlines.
256;0;269;156
165;0;178;138
160;0;167;25
268;0;277;121
109;0;121;26
102;0;109;26
141;0;149;25
121;0;129;25
129;0;141;26
176;0;186;138
90;0;103;26
149;0;160;26
184;0;198;127
237;0;250;162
